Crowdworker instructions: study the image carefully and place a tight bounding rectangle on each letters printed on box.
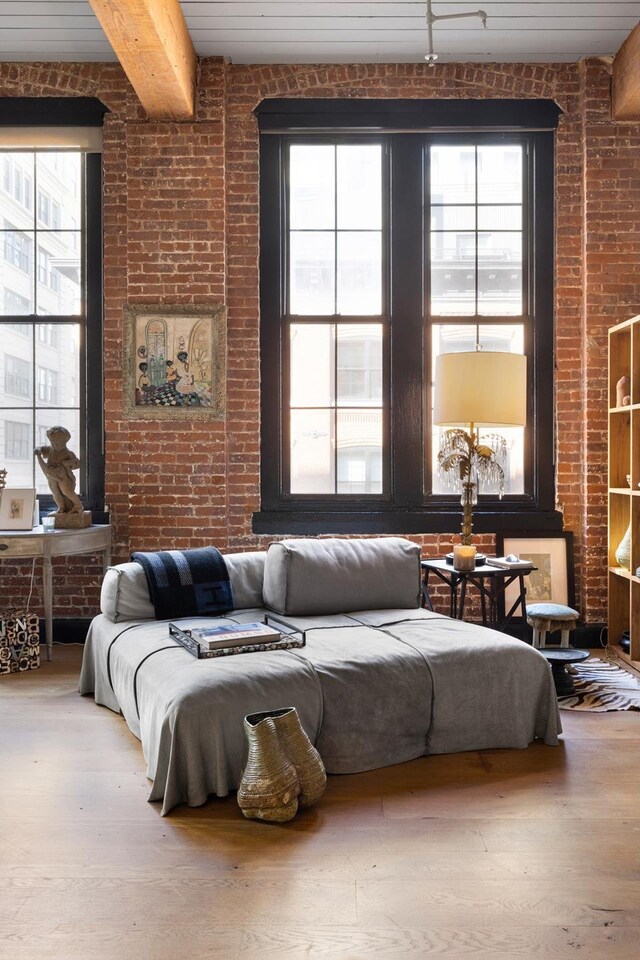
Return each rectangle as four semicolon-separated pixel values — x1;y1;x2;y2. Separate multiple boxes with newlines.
0;612;40;674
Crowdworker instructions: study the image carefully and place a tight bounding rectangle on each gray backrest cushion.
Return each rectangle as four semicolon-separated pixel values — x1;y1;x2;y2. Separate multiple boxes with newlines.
262;537;422;616
100;551;266;622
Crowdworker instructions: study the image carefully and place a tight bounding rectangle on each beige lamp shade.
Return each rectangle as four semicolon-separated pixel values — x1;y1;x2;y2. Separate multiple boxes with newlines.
433;351;527;428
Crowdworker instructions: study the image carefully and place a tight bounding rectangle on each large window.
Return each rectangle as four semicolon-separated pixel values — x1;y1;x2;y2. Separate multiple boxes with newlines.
256;100;560;534
0;136;103;505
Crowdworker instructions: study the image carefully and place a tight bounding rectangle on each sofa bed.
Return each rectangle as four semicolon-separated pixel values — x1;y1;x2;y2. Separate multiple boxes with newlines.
79;537;561;815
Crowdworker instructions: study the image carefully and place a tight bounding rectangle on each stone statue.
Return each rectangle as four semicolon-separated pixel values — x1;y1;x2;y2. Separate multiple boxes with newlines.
34;427;91;529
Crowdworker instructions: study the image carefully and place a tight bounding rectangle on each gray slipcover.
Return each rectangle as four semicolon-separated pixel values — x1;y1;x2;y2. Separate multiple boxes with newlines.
100;551;266;621
79;608;560;815
262;537;422;615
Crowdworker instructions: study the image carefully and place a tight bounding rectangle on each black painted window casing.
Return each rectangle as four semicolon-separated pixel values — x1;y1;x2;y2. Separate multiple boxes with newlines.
255;99;563;535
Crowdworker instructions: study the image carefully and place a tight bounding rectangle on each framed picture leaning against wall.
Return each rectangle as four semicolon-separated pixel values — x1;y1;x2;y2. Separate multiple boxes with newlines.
496;531;575;620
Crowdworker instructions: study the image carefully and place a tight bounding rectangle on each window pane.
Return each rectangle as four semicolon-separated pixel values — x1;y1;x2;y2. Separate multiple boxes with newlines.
290;323;334;407
290;409;334;493
36;323;79;408
477;146;522;204
430;232;475;316
3;417;31;461
477;426;525;495
2;336;33;404
1;288;31;317
431;206;476;231
430;146;476;204
430;324;525;495
431;323;477;368
431;324;480;495
337;145;382;230
35;409;81;494
337;232;382;315
336;409;383;494
289;231;334;315
2;228;34;289
337;323;382;405
0;414;33;486
36;232;81;315
477;206;522;231
0;153;34;230
478;324;524;354
477;231;522;316
35;153;81;229
289;145;335;230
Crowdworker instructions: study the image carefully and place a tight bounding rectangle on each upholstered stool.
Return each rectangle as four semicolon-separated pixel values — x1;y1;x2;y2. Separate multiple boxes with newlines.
526;602;579;649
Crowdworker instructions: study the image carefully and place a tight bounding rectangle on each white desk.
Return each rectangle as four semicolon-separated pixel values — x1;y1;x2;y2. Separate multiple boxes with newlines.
0;524;111;661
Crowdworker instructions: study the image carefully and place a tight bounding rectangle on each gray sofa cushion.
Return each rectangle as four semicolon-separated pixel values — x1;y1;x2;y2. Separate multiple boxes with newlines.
262;537;422;616
100;551;266;622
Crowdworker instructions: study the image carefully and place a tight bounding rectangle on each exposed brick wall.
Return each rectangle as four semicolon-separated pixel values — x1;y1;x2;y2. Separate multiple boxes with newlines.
0;57;638;625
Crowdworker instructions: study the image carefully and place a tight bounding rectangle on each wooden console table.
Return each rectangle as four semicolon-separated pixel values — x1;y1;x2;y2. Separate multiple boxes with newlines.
0;524;111;661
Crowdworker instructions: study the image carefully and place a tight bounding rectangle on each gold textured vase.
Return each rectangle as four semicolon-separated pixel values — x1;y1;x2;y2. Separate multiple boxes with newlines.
237;714;300;822
270;707;326;809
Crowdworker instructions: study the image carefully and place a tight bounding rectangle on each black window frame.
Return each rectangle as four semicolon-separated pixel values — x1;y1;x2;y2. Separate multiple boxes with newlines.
254;99;563;535
0;97;106;516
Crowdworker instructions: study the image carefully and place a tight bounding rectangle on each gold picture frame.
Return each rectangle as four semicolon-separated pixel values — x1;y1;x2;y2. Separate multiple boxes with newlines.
123;304;226;420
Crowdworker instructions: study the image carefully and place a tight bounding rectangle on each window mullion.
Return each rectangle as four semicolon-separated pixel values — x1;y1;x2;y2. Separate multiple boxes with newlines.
390;134;425;506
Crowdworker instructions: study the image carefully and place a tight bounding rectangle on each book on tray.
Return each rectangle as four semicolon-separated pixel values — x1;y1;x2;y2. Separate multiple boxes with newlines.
168;621;306;658
189;621;283;649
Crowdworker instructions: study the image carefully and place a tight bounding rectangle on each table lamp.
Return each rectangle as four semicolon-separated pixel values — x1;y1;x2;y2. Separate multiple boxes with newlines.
433;350;527;550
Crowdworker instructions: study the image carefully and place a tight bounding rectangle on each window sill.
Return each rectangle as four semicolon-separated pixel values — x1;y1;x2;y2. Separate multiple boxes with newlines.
252;507;564;536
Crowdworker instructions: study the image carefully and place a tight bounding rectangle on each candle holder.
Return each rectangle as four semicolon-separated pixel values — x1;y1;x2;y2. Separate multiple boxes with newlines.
453;544;476;571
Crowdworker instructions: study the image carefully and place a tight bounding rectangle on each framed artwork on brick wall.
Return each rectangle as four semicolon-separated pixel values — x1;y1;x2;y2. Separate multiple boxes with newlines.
123;304;226;420
496;531;575;619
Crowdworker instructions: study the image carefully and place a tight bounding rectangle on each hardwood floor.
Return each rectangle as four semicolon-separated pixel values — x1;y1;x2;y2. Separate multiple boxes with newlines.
1;644;640;959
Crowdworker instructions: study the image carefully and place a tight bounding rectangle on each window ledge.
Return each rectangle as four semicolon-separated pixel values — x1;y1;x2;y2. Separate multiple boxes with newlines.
252;508;564;537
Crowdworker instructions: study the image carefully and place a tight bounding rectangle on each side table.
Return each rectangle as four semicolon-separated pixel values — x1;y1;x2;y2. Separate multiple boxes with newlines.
539;647;590;696
421;558;536;638
0;524;111;661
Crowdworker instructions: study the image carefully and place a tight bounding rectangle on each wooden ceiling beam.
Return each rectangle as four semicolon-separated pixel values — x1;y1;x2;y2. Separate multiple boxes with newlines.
88;0;197;120
612;20;640;121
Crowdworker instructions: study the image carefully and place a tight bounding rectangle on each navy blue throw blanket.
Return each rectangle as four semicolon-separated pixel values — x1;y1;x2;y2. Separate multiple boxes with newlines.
131;547;234;621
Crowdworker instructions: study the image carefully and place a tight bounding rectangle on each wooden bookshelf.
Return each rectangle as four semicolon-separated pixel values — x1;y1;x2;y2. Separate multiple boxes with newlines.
608;315;640;662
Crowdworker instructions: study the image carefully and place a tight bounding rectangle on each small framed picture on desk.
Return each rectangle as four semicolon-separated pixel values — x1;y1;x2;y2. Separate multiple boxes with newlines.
0;488;36;531
496;531;575;618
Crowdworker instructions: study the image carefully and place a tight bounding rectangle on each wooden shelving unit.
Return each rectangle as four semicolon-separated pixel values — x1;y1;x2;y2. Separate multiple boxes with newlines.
608;316;640;662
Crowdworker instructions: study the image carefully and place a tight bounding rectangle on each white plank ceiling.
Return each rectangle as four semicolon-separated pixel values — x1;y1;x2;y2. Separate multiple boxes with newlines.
0;1;637;64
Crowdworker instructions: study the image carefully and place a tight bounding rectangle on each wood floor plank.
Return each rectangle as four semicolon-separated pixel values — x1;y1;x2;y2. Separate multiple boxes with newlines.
2;643;640;960
355;878;640;929
235;925;640;959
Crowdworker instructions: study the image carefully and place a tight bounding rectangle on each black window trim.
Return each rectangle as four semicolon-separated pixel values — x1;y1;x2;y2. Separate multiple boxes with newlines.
0;98;106;517
254;99;563;535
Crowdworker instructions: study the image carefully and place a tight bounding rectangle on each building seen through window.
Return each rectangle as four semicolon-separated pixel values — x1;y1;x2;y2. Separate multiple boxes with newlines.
283;140;525;499
0;150;82;493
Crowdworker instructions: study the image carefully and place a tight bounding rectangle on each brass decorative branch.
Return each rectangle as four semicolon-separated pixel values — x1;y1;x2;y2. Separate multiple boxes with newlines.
437;426;506;545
